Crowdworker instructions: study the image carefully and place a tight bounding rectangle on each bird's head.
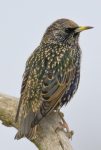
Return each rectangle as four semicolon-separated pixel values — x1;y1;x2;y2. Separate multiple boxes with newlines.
42;19;93;45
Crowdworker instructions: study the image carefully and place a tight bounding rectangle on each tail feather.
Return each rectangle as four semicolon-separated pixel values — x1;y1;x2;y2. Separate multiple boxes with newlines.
15;110;36;140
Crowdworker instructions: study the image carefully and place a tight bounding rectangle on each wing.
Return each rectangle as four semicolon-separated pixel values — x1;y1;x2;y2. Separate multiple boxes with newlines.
31;66;76;127
15;48;39;122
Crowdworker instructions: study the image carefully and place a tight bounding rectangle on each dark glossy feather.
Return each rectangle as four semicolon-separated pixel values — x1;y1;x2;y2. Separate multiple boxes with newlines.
15;19;81;139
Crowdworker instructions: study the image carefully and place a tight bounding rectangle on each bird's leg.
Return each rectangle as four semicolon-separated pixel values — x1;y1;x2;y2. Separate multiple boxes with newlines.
56;110;74;139
59;111;69;131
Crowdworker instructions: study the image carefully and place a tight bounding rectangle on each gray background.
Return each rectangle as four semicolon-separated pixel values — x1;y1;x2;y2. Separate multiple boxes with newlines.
0;0;100;150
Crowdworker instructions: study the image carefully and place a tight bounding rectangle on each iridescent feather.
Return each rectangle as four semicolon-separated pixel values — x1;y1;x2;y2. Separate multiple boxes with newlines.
15;19;81;139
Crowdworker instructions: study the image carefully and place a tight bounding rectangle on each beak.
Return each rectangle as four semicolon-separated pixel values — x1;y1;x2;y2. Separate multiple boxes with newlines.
75;26;93;33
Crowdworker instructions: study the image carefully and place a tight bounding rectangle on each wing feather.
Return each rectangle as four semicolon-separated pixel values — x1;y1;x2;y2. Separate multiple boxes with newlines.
31;67;76;126
15;51;37;122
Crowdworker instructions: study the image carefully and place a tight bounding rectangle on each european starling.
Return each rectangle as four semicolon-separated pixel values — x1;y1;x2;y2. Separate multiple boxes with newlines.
15;18;93;139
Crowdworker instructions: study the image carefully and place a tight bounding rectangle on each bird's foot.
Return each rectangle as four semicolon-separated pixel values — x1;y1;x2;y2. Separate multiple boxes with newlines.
56;111;74;139
59;121;74;139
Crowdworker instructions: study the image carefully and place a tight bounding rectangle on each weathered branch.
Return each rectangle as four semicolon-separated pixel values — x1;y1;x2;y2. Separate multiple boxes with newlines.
0;93;73;150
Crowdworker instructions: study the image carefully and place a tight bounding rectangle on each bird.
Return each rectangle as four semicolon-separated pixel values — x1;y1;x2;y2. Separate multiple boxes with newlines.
15;18;93;140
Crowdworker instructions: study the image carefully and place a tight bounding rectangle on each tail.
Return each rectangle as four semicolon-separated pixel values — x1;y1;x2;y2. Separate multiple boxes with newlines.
15;96;61;140
15;110;38;140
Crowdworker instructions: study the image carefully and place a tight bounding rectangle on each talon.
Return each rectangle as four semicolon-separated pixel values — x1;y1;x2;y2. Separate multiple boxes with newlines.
67;130;74;139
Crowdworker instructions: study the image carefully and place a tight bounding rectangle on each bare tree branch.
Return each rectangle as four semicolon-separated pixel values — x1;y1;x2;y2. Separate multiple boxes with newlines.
0;93;73;150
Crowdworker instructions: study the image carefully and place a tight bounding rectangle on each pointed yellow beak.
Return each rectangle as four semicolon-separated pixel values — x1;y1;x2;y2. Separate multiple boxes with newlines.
75;26;93;33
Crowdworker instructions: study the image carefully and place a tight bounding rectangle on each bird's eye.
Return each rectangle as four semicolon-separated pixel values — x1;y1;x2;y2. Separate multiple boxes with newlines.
65;28;73;33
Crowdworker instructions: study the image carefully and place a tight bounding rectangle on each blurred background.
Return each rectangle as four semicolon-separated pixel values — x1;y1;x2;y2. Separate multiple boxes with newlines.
0;0;101;149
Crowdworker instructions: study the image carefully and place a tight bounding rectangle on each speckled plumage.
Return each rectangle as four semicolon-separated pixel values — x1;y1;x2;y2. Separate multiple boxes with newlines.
15;19;92;139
